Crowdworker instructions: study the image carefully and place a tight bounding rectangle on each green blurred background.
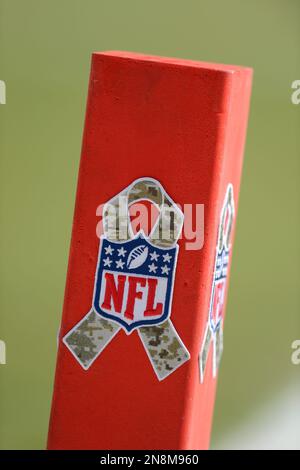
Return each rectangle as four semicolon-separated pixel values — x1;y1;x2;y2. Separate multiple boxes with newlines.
0;0;299;449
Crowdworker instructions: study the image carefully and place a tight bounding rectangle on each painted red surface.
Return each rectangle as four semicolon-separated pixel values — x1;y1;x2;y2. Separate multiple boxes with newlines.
47;52;252;450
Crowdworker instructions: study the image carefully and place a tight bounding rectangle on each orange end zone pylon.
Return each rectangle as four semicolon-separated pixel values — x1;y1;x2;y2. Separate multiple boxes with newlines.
47;52;252;450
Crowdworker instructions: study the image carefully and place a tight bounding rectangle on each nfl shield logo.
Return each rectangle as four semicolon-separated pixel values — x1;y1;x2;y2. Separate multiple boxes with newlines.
93;233;178;333
209;246;229;333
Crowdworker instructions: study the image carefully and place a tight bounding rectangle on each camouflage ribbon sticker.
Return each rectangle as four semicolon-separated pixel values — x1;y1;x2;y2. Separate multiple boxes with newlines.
64;178;190;380
199;184;235;383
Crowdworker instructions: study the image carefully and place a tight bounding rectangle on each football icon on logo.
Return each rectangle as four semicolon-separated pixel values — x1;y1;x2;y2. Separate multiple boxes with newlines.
126;245;148;269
